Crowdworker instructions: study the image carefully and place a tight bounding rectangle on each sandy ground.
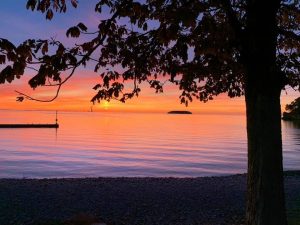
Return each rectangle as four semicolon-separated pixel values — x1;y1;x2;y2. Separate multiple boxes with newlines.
0;172;299;225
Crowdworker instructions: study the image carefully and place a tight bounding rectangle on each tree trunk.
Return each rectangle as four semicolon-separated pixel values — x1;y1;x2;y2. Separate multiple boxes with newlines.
245;88;287;225
244;1;287;224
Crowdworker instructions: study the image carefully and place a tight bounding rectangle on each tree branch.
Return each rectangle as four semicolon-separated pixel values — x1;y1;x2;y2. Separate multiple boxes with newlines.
15;10;121;102
278;28;300;41
15;84;62;102
220;0;243;38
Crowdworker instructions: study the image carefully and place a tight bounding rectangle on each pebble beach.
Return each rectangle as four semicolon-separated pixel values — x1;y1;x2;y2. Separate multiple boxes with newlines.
0;172;299;225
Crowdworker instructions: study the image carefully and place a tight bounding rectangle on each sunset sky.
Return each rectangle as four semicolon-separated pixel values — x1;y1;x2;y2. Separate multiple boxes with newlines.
0;1;298;113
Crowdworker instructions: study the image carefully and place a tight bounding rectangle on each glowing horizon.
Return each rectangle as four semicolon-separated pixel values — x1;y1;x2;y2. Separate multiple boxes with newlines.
0;71;297;114
0;1;298;114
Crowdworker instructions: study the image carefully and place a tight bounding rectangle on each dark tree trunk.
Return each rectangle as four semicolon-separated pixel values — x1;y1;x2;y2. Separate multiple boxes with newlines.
245;89;287;225
244;0;287;224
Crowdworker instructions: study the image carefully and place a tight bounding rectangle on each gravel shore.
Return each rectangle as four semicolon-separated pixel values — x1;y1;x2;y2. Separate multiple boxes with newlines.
0;172;299;225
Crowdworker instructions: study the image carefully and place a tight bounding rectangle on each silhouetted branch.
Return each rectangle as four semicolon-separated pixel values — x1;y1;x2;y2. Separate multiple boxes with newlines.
15;85;62;102
278;29;300;41
220;0;243;38
14;10;121;102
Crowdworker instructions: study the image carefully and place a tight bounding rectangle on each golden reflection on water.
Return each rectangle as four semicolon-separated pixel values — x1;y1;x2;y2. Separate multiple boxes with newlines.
0;110;299;178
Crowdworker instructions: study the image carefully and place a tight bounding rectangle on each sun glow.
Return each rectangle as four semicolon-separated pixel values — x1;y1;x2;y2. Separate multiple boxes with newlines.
103;101;110;110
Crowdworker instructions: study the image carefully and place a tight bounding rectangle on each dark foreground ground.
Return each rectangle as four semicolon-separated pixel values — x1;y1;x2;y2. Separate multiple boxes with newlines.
0;172;299;225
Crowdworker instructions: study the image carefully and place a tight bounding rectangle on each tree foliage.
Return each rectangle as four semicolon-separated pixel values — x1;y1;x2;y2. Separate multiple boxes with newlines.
0;0;299;104
1;1;298;224
285;97;300;114
26;0;78;20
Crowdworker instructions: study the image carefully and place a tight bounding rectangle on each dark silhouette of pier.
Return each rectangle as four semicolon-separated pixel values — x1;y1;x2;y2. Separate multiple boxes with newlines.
0;111;59;128
0;124;58;128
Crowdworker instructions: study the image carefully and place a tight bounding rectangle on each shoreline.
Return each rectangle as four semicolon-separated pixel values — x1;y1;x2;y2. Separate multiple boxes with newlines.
1;170;299;180
1;171;299;225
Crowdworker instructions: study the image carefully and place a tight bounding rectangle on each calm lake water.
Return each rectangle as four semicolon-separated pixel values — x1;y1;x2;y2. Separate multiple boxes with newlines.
0;110;299;178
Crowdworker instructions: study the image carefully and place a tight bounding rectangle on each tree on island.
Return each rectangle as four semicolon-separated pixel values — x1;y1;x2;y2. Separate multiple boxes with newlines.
286;97;300;114
1;0;300;224
283;97;300;120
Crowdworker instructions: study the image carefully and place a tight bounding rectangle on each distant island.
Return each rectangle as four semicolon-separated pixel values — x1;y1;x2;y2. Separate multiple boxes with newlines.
282;97;300;121
282;112;300;121
168;111;192;114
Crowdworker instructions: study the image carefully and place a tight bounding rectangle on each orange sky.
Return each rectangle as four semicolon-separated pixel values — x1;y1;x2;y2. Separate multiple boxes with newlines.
0;69;298;114
0;2;299;114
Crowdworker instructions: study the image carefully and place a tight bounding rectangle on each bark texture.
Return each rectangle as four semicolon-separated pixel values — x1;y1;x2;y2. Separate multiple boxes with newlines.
244;0;287;224
245;90;287;225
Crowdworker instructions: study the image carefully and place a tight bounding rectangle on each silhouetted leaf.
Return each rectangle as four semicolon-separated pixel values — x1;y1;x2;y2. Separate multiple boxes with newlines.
71;0;78;8
41;42;48;55
0;39;16;52
143;23;148;31
46;9;53;20
0;55;5;64
26;0;36;10
77;22;87;32
56;43;65;55
66;26;80;38
26;0;78;19
16;96;24;102
93;84;101;90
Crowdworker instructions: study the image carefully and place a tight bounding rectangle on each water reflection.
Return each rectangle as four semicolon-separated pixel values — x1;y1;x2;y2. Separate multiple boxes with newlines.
0;111;299;178
283;120;300;129
282;120;300;170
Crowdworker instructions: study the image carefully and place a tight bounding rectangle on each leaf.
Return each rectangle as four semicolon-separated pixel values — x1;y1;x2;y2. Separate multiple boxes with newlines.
26;0;37;10
46;9;54;20
103;75;110;88
66;26;81;38
77;22;87;32
0;65;14;83
41;42;48;55
93;84;101;90
16;96;24;102
71;0;78;8
6;52;17;61
0;39;16;51
56;43;65;55
143;23;148;31
13;61;25;75
0;55;5;64
114;90;119;97
95;2;102;13
94;63;100;72
181;97;186;104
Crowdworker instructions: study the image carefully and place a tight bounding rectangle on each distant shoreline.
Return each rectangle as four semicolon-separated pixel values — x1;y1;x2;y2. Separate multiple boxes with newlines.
2;170;299;180
1;171;299;225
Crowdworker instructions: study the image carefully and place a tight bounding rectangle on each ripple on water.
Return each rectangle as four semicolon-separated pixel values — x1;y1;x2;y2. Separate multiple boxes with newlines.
0;111;299;178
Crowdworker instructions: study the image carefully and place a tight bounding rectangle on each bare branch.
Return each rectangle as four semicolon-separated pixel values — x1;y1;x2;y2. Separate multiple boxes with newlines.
15;84;62;102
